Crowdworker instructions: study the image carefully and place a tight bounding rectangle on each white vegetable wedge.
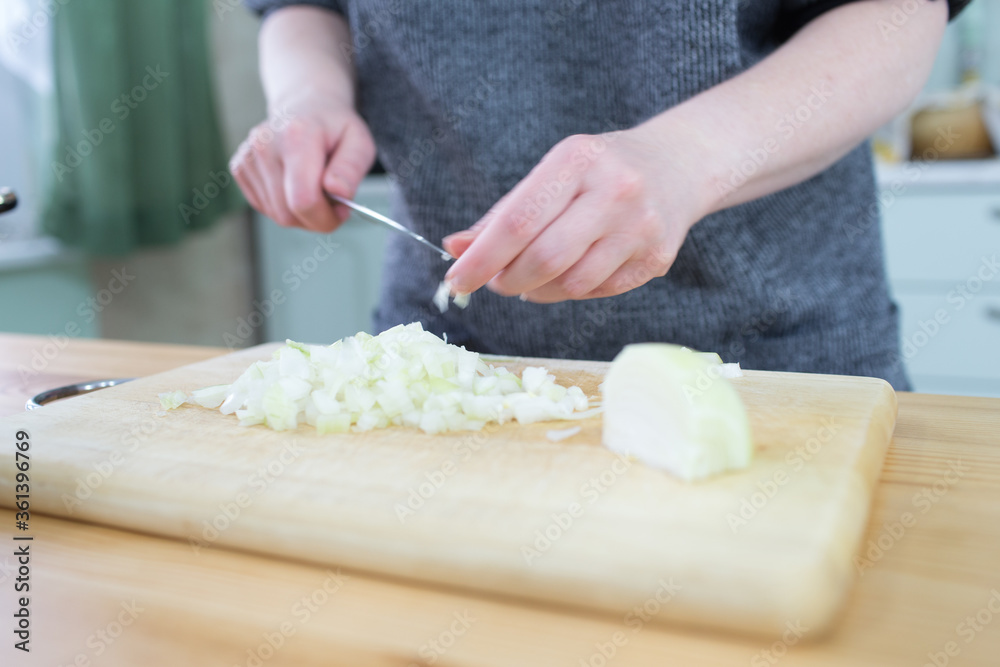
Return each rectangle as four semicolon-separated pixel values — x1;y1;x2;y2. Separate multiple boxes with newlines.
602;344;752;481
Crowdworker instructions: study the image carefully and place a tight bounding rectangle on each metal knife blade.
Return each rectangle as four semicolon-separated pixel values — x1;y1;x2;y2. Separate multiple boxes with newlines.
327;193;452;260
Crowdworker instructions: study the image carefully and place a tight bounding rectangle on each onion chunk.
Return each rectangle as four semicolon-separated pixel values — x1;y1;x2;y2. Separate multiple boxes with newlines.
179;323;594;434
601;344;752;481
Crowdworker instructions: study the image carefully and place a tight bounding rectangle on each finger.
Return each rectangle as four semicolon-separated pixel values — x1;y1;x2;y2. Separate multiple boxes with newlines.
230;144;267;213
233;163;267;214
444;141;584;294
486;190;612;297
580;247;675;300
232;144;288;223
282;131;341;233
256;150;298;228
442;230;476;259
239;125;300;227
521;234;636;303
323;121;377;201
442;190;519;258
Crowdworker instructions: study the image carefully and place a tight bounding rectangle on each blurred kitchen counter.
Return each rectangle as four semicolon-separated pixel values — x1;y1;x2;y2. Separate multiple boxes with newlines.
876;158;1000;192
0;333;998;666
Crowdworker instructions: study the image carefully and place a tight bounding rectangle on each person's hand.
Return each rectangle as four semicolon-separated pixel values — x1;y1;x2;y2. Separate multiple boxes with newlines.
230;97;376;232
442;124;711;303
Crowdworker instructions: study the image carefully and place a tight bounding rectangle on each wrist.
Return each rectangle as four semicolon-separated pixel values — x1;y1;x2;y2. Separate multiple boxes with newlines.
627;111;725;228
267;83;356;121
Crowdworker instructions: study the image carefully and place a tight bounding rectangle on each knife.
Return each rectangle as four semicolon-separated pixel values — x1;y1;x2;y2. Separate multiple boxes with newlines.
327;193;452;261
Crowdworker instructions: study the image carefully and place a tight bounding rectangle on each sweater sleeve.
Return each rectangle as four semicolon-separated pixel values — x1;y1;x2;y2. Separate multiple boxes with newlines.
243;0;344;18
778;0;972;38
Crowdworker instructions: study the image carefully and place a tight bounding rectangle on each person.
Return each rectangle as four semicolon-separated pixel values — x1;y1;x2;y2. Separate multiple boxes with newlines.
234;0;970;390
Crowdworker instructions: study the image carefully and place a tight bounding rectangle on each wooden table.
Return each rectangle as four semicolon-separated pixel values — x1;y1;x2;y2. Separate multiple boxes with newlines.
1;333;998;666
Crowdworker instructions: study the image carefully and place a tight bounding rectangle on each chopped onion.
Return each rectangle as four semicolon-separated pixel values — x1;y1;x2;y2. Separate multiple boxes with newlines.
679;347;742;377
602;344;752;481
716;363;743;379
180;323;593;435
159;390;188;410
433;280;471;313
546;426;581;442
188;384;229;409
432;281;450;313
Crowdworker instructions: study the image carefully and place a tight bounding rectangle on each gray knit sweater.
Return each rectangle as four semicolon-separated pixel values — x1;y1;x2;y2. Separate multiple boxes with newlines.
245;0;968;390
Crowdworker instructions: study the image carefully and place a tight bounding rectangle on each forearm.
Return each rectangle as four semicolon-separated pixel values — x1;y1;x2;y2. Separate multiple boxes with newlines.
258;6;356;114
643;0;949;215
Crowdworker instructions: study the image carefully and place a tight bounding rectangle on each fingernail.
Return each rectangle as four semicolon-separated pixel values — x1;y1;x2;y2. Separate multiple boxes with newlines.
445;273;463;294
442;230;470;245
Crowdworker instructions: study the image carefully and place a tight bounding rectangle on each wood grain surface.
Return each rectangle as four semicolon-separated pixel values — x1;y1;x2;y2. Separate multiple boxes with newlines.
0;342;899;638
0;335;997;666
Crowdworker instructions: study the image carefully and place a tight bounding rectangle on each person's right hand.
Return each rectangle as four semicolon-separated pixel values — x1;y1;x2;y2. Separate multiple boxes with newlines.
230;99;376;233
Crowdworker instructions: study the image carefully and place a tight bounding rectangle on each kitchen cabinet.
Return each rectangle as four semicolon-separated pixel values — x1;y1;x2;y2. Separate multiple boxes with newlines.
878;161;1000;397
254;177;389;346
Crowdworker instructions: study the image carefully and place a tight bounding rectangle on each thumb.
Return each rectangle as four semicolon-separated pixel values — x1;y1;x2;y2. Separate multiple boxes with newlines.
322;123;376;200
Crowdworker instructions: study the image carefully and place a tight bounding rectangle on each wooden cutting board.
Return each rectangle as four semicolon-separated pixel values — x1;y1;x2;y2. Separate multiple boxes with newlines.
0;344;897;637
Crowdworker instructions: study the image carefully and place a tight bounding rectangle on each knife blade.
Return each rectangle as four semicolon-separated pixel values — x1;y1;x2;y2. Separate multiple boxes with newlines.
327;193;452;261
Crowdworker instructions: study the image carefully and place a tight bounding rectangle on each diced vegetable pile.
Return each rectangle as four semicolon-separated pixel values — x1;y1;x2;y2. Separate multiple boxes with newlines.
162;322;596;434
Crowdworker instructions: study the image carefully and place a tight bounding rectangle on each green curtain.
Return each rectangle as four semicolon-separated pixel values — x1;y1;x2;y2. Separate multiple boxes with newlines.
42;1;242;256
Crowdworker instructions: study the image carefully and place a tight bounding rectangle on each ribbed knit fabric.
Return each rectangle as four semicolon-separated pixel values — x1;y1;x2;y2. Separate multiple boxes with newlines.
243;0;969;390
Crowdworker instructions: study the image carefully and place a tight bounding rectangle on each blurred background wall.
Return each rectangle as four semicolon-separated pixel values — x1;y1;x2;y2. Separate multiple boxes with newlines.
0;0;997;396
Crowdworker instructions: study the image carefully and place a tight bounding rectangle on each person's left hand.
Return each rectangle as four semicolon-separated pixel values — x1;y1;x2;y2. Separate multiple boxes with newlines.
442;124;712;303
